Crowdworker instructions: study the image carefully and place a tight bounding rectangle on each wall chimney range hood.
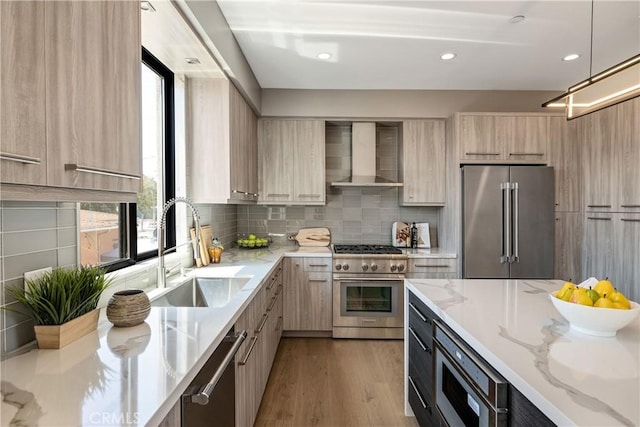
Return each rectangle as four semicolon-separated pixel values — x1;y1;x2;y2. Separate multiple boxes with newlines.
331;122;403;188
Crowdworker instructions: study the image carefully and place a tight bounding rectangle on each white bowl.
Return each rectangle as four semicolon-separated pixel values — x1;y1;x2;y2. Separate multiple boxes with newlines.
549;292;640;337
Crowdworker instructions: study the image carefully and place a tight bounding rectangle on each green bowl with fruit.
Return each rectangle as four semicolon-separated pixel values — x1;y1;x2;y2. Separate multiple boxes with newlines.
237;233;270;249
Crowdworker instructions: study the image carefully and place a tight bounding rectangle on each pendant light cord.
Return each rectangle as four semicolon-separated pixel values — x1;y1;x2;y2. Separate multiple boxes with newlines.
589;0;594;79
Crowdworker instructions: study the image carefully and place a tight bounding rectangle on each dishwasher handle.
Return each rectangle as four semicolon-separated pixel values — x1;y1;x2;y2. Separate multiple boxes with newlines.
190;330;247;405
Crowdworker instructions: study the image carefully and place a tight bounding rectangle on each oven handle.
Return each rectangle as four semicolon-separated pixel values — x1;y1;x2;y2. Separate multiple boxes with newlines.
334;278;405;282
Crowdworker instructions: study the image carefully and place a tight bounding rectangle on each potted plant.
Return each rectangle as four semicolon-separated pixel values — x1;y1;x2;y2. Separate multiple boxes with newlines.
7;265;113;349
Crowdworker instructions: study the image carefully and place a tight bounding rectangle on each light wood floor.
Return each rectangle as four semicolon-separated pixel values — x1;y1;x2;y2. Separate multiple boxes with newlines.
254;338;418;427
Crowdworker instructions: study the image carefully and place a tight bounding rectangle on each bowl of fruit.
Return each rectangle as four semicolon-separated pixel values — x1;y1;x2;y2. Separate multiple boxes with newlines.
550;278;640;337
236;233;270;249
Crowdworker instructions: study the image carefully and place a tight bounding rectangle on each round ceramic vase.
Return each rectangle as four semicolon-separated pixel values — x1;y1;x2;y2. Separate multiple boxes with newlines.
107;289;151;327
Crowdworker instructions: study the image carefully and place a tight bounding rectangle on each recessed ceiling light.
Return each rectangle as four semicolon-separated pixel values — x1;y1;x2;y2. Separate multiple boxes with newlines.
317;52;332;60
140;1;156;12
509;15;525;24
185;58;201;65
563;54;581;62
440;53;456;61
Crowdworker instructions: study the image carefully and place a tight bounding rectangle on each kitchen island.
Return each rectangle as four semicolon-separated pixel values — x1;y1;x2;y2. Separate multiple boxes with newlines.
0;244;330;427
406;278;640;427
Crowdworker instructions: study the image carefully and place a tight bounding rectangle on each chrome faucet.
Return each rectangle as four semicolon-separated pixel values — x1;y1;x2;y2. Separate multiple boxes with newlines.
157;197;201;289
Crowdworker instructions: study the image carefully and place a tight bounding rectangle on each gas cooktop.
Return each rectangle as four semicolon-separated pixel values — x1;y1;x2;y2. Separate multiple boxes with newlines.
333;244;403;255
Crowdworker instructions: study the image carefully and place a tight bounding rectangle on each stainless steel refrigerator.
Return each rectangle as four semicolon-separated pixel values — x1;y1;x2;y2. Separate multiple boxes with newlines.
462;165;555;279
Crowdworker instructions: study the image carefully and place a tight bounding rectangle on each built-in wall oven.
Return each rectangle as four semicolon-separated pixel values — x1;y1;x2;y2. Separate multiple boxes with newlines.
332;244;407;339
433;321;509;427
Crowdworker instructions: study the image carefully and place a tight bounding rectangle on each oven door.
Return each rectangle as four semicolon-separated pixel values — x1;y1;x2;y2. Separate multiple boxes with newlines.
333;277;404;328
434;344;504;427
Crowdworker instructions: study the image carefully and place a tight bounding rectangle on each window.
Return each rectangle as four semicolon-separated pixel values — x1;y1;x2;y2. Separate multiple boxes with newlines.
79;49;175;269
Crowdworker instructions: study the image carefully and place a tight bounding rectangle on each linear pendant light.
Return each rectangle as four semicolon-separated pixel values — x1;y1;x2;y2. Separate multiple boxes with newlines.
542;0;640;119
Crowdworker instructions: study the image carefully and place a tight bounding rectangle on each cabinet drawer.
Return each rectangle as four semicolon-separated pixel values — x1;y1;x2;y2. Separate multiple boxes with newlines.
307;271;331;285
409;294;438;326
408;332;433;391
408;373;438;427
303;257;331;272
409;258;456;273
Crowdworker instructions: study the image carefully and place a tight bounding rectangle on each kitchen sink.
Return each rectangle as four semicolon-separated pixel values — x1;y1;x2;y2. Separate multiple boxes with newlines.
151;276;251;308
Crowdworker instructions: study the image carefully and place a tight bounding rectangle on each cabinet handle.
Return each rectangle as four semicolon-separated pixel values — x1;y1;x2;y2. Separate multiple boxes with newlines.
508;152;544;156
308;279;328;283
621;205;640;208
64;163;141;180
408;376;428;410
268;296;278;312
238;335;258;366
465;152;499;156
275;316;283;331
587;217;612;221
266;277;277;291
413;264;450;268
309;264;328;268
408;302;430;323
256;312;270;333
587;204;611;208
266;193;290;198
297;194;321;198
190;330;247;405
408;326;431;353
621;218;640;222
0;152;41;165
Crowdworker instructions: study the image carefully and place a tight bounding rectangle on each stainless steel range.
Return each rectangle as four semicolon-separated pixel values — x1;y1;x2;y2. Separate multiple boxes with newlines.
332;244;407;339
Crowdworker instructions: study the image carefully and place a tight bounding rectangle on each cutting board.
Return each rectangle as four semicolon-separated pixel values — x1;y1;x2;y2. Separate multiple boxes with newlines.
190;225;212;266
289;227;331;247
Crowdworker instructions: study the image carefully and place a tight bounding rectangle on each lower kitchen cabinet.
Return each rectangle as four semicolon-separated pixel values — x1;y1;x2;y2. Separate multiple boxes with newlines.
407;291;440;427
407;258;457;280
509;386;554;427
283;257;332;332
235;262;283;427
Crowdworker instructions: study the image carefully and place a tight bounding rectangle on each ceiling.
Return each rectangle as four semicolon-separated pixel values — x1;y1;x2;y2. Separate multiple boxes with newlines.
212;0;640;91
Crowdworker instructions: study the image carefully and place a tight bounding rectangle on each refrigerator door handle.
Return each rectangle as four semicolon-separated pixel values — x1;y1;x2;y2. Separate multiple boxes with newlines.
512;182;519;263
500;182;510;263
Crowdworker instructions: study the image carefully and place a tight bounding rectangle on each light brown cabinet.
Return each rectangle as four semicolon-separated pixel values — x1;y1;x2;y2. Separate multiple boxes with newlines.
283;257;332;331
0;1;47;186
400;120;446;206
1;0;141;199
554;212;582;282
235;262;283;427
456;113;549;163
548;117;581;212
46;0;141;193
187;79;258;203
258;119;325;205
582;213;615;285
582;98;640;213
406;257;457;279
615;214;640;302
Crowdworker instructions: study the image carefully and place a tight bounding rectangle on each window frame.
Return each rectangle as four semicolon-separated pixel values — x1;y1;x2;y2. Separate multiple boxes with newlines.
101;48;176;272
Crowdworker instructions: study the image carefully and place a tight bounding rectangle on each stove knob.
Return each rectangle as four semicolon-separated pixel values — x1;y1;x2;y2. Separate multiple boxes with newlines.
362;264;369;271
390;265;397;272
342;263;350;271
370;264;378;271
335;264;342;271
397;264;405;272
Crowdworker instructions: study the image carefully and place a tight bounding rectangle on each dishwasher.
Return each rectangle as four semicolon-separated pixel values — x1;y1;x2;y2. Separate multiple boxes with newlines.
181;328;247;426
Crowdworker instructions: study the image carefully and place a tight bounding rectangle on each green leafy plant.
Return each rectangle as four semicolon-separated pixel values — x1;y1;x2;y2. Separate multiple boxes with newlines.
6;266;113;325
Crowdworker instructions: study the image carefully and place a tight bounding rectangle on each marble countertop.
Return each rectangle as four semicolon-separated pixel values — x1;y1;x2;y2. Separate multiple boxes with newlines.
406;279;640;427
0;244;330;427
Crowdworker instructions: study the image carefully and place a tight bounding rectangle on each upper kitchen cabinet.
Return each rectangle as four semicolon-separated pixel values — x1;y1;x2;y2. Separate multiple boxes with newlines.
456;113;549;163
580;99;640;213
548;116;581;212
0;1;46;186
1;0;142;200
400;120;446;206
187;79;258;203
617;97;640;212
45;0;141;193
258;119;325;205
